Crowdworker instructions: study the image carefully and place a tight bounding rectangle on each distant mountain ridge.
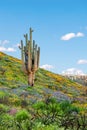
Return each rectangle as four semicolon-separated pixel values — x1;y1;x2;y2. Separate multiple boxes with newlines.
63;75;87;86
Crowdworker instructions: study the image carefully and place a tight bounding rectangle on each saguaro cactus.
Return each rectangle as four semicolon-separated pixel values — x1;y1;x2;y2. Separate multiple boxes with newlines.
19;28;40;86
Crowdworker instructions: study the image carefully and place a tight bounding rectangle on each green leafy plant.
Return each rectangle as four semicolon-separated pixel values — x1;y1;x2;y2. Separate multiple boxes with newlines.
16;109;30;122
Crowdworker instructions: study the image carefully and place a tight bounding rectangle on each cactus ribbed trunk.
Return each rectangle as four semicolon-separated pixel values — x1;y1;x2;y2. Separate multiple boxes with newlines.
19;27;40;86
28;72;33;86
28;72;35;86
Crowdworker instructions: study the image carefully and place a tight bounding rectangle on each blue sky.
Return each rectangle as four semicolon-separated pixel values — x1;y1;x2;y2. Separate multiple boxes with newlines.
0;0;87;75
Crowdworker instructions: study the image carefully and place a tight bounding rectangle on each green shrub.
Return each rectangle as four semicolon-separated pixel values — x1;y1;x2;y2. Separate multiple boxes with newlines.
0;114;14;129
0;91;9;104
16;109;30;122
0;104;9;114
33;123;59;130
33;98;61;125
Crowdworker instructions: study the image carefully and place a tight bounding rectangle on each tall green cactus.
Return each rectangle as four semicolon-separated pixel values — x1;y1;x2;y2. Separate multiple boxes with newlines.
19;28;40;86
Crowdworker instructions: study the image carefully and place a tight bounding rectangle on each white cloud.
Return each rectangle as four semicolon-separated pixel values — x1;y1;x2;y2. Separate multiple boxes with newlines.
77;59;87;64
76;32;84;37
40;64;54;70
62;68;85;76
0;47;6;51
0;39;16;52
0;47;16;52
7;48;16;52
0;40;10;45
61;33;75;40
61;32;84;41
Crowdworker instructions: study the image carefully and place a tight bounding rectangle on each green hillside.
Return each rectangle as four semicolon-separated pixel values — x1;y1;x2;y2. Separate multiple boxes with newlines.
0;52;87;102
0;52;87;130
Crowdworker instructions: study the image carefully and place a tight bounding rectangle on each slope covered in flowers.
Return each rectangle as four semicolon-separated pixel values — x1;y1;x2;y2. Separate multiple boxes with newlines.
0;51;87;104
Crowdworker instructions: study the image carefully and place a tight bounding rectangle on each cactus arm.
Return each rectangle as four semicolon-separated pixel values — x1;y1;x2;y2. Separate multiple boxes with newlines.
20;40;24;64
28;41;31;72
30;28;33;65
34;44;38;71
30;27;34;45
20;40;27;72
32;40;35;69
37;47;40;68
33;40;35;52
24;33;28;47
23;46;28;73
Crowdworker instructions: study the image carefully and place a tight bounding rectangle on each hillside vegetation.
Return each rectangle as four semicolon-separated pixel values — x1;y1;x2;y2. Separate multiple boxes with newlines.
0;52;87;102
0;52;87;130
